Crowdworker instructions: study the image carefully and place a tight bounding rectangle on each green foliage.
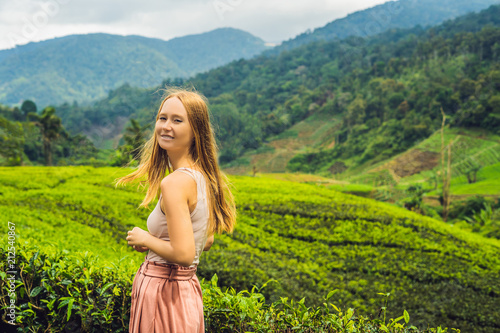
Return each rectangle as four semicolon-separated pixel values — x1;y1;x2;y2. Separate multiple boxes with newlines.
0;241;459;332
20;100;36;119
113;118;150;165
0;116;24;166
0;166;498;332
37;106;63;166
0;103;101;166
397;184;430;214
448;195;493;221
460;200;500;238
0;244;134;332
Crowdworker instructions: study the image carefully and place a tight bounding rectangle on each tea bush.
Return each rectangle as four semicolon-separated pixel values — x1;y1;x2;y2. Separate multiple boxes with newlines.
0;241;460;333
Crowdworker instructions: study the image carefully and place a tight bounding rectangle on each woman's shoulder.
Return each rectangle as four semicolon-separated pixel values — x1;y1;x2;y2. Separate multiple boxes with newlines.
173;167;206;183
161;170;195;188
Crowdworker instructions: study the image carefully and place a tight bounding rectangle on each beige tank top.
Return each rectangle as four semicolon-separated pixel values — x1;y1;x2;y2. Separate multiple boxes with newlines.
145;167;209;267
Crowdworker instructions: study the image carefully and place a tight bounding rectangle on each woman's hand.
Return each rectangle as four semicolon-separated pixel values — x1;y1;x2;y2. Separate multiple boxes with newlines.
133;245;149;252
126;227;151;247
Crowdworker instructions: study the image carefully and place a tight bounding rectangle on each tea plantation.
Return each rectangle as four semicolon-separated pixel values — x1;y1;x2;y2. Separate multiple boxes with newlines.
1;166;498;332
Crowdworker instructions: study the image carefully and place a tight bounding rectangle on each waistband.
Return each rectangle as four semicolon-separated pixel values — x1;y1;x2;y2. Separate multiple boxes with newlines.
139;259;197;281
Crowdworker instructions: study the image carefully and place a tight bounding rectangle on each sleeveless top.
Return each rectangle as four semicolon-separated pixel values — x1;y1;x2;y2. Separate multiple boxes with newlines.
145;167;210;267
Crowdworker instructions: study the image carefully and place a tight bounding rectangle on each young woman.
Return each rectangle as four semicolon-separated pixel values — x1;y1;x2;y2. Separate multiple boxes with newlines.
115;88;237;332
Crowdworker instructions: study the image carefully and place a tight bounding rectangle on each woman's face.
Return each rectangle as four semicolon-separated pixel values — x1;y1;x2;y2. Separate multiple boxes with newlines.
155;97;194;153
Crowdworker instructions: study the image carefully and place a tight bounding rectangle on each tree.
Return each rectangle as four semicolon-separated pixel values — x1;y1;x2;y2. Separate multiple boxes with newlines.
122;118;149;162
440;108;451;222
345;96;367;131
0;117;25;165
12;107;23;121
458;79;476;101
21;100;37;119
30;107;63;166
488;95;500;114
41;107;62;166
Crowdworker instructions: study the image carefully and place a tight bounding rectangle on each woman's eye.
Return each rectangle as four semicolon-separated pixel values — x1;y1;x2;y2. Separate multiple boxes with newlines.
158;117;181;122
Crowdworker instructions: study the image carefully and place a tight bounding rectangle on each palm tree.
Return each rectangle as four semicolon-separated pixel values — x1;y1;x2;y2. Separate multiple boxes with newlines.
30;107;62;166
123;118;149;161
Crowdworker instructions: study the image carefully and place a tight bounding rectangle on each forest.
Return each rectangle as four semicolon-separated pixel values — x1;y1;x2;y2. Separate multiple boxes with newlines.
2;5;499;172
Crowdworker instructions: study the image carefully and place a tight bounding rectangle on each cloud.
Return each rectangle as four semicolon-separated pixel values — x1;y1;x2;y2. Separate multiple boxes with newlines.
0;0;391;50
206;0;390;42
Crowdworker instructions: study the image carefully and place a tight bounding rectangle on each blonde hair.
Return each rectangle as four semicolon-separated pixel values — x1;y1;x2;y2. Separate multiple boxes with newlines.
114;87;237;235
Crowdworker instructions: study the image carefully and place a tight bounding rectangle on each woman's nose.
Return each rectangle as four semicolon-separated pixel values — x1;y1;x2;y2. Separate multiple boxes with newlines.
163;119;172;130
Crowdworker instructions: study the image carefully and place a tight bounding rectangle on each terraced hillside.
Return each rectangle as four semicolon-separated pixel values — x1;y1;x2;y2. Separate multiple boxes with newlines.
0;166;499;332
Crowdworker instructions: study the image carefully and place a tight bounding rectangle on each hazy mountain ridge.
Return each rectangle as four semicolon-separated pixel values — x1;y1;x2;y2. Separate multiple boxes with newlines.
267;0;500;55
0;28;269;108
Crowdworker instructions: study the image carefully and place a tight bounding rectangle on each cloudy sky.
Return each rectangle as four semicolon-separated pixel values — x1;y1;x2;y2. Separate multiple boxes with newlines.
1;0;390;51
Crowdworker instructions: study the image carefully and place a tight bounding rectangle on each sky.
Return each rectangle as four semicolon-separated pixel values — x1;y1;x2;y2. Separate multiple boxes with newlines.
1;0;391;51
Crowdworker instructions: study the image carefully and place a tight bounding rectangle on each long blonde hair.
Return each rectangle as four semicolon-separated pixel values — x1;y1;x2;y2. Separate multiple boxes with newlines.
114;87;237;235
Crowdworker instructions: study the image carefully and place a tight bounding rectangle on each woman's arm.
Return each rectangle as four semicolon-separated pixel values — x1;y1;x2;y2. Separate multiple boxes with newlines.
126;173;196;267
203;235;214;251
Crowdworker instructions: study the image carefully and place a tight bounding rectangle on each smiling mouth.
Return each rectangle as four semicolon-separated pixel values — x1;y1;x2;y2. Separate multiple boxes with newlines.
160;135;174;140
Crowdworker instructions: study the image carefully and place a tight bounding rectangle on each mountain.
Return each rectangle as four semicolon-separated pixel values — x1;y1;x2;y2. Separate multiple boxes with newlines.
47;4;500;171
2;4;499;182
268;0;500;55
0;28;269;108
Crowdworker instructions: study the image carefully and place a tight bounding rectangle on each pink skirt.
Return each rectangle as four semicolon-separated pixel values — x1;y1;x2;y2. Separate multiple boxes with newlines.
129;259;204;333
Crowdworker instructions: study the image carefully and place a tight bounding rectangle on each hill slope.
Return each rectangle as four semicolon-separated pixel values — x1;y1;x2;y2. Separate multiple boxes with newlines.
268;0;500;54
0;166;498;332
0;28;269;108
49;4;500;176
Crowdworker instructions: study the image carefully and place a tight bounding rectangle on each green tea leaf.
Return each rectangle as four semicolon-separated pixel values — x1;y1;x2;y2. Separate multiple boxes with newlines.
30;286;43;297
404;310;410;324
